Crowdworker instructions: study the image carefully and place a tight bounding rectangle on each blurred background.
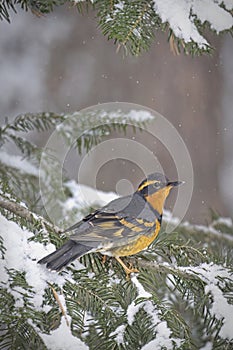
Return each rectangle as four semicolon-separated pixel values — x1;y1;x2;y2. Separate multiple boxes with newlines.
0;5;232;224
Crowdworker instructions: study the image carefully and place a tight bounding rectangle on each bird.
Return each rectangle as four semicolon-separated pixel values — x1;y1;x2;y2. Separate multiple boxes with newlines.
38;172;183;276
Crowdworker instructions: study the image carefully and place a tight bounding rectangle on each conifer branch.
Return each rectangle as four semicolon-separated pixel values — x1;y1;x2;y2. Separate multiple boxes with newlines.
132;259;202;281
118;2;150;53
0;196;60;234
0;1;232;55
0;108;232;348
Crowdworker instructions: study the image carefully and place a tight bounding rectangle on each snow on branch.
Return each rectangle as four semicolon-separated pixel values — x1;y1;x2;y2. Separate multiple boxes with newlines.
79;0;233;52
1;180;233;348
153;0;233;48
0;195;60;234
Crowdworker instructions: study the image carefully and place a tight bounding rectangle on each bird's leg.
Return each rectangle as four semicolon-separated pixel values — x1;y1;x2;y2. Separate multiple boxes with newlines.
115;257;139;277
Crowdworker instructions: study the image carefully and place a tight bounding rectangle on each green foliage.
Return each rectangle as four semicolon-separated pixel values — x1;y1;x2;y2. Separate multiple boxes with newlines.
96;0;158;55
0;286;47;350
134;221;233;348
0;0;232;56
0;235;6;259
0;110;146;222
2;219;233;349
0;0;65;22
0;111;233;349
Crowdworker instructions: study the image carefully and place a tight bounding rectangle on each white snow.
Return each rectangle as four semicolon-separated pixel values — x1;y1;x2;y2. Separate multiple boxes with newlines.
0;214;67;309
222;0;233;10
74;0;233;49
131;275;152;298
0;213;88;349
126;300;141;326
73;0;95;3
64;180;118;213
40;317;88;350
200;341;213;350
110;324;126;345
153;0;208;46
192;0;233;33
1;189;233;346
153;0;233;47
163;209;180;226
182;221;233;242
0;151;38;176
177;263;233;339
98;109;154;123
128;276;181;349
125;110;154;122
114;2;124;11
141;321;178;350
127;275;152;325
127;262;233;343
212;217;233;227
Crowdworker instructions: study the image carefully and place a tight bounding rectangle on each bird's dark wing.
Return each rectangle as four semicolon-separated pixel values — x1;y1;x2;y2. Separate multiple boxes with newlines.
64;193;160;249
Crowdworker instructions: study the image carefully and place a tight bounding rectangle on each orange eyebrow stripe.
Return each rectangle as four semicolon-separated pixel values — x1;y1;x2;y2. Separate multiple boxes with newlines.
137;180;159;191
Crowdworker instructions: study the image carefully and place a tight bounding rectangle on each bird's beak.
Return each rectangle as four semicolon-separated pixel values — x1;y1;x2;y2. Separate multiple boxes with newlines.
167;180;184;187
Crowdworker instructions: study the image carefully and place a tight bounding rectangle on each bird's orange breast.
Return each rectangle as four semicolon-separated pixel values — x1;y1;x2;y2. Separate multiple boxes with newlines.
109;220;161;257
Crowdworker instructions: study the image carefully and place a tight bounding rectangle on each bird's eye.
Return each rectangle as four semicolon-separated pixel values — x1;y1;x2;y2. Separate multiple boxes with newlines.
153;182;160;188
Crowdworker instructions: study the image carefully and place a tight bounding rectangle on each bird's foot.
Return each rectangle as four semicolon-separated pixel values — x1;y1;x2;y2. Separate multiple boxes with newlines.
115;257;139;278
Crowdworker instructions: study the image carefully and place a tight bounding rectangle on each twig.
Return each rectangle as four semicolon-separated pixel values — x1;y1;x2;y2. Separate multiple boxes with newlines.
129;257;203;281
0;196;61;234
50;285;70;327
118;2;149;53
169;33;180;55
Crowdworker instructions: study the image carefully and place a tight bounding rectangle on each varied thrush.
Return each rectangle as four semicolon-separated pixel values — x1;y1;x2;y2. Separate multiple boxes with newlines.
38;172;183;275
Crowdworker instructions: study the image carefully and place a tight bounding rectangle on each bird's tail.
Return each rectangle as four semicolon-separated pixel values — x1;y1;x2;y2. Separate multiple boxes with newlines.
38;240;91;271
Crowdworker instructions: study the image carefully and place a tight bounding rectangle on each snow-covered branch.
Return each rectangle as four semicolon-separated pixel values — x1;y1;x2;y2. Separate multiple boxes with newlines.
0;195;60;234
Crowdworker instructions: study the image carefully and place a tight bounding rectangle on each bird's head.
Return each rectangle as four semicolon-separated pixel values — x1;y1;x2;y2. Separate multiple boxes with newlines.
137;172;183;214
